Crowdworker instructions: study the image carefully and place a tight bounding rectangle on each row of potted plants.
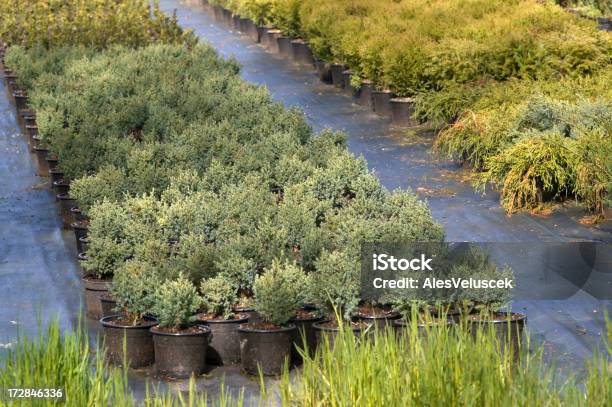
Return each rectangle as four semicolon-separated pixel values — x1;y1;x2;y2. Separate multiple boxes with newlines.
202;0;611;216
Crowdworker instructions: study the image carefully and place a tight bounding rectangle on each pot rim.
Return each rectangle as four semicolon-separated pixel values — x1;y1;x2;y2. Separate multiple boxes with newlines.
393;318;454;328
150;324;211;337
238;322;296;333
313;320;372;332
194;313;248;324
466;311;527;325
289;314;324;323
357;310;401;320
100;315;158;329
56;193;75;200
390;96;414;103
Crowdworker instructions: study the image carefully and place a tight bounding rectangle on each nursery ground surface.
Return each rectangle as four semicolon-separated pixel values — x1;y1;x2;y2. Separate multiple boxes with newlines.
0;0;610;402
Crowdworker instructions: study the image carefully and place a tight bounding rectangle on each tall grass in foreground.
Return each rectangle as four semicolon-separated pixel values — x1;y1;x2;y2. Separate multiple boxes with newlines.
1;317;609;406
281;316;612;406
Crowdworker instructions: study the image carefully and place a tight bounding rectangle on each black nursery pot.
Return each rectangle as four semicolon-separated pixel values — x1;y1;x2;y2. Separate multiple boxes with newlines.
212;5;224;22
467;312;527;355
245;19;260;42
195;314;249;365
330;64;347;88
356;80;373;107
342;70;354;95
71;221;88;253
277;36;293;59
239;17;251;34
291;40;315;66
70;206;87;223
45;155;59;170
372;89;393;116
56;193;77;229
289;313;324;364
49;168;64;183
358;310;401;330
100;294;117;318
13;91;28;111
53;180;70;198
23;114;36;127
33;146;50;177
262;29;281;53
100;315;158;368
233;306;260;323
151;325;211;378
221;8;233;26
79;237;90;254
238;323;296;376
26;125;38;146
315;60;332;83
231;14;241;31
390;97;417;127
83;274;111;319
313;320;372;349
393;318;454;339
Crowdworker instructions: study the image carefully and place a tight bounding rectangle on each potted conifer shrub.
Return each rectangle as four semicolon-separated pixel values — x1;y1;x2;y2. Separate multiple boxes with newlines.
150;274;211;378
100;260;159;368
310;250;371;347
238;260;303;376
194;275;248;365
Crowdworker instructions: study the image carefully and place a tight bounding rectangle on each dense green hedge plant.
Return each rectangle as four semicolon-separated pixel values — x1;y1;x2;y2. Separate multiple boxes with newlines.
110;260;162;325
199;275;238;320
251;260;308;326
152;274;202;331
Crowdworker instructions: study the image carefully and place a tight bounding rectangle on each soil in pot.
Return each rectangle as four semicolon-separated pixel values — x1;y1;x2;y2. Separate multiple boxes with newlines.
357;305;401;330
372;89;394;116
289;308;324;365
57;193;77;229
82;273;111;319
194;312;248;365
393;317;454;339
313;319;372;349
330;64;346;88
100;315;158;368
100;293;117;318
315;60;332;83
151;324;211;378
467;312;527;356
238;322;296;376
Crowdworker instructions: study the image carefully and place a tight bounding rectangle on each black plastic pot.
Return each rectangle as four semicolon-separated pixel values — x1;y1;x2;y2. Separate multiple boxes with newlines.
289;313;324;364
597;17;612;31
467;312;527;355
358;310;401;330
33;146;50;177
313;320;372;349
276;36;293;59
23;114;36;127
393;318;454;339
356;80;373;107
238;17;251;34
79;237;90;254
45;155;58;170
70;206;87;223
244;19;260;42
13;91;28;111
49;168;64;183
100;294;117;317
212;5;224;22
57;193;77;229
231;14;241;31
262;29;281;53
221;8;232;26
233;306;260;323
83;275;111;319
390;97;417;127
330;64;346;88
315;60;332;83
291;40;315;67
100;315;157;368
53;180;70;198
342;70;354;95
72;221;88;253
26;126;38;148
151;325;211;378
195;314;248;365
372;89;393;116
238;323;296;376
